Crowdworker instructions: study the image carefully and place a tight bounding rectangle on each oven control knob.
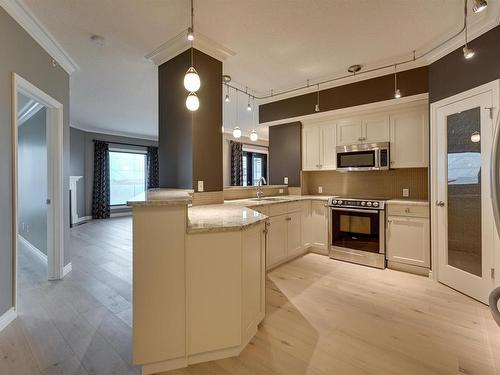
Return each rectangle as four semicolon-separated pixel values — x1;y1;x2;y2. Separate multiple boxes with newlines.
337;200;343;205
373;202;379;207
361;201;366;206
366;202;373;207
332;200;337;205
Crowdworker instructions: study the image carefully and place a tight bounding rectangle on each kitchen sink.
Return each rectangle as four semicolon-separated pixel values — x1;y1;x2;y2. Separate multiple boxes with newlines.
248;197;290;202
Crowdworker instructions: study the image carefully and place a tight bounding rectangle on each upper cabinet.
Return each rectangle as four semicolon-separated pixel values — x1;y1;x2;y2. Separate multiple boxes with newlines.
302;123;336;171
390;109;429;168
302;100;429;171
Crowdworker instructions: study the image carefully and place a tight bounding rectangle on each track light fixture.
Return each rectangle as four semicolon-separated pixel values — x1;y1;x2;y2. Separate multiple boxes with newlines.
233;90;241;138
247;95;252;111
472;0;487;13
225;84;230;102
394;65;401;99
183;1;200;110
187;0;195;40
463;0;475;59
315;84;320;112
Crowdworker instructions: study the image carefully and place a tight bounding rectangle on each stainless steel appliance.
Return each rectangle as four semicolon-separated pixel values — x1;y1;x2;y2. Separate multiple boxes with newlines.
336;142;390;172
327;197;386;269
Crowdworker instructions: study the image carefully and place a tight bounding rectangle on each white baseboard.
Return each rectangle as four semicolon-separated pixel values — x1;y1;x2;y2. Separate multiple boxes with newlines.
73;215;91;224
63;262;72;277
0;308;17;333
18;234;47;263
110;211;132;218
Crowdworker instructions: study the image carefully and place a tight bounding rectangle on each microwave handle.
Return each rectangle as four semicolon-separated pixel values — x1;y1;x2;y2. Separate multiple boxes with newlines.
374;148;380;168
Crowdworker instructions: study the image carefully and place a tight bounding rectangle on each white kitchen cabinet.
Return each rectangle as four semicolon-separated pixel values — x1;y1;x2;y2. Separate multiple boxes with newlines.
363;115;390;143
387;203;430;271
337;118;362;145
310;201;329;254
287;211;303;258
302;124;336;170
267;214;287;267
390;108;429;168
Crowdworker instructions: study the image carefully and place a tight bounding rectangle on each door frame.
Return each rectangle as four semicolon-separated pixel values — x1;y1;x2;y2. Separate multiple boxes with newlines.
430;80;500;294
11;73;65;307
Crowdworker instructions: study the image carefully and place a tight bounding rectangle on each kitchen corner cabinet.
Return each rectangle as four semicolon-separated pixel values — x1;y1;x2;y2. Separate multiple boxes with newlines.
390;109;429;168
387;203;430;272
302;124;336;171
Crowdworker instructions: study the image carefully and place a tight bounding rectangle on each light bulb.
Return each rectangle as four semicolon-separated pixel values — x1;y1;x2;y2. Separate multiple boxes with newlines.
463;46;475;59
233;127;242;138
183;67;200;92
247;103;252;111
187;27;194;41
394;89;401;99
186;92;199;111
471;131;481;143
225;94;230;102
472;0;487;13
250;130;258;142
315;104;320;112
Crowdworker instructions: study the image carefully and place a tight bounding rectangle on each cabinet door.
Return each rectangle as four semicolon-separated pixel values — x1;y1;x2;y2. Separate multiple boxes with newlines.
362;115;390;143
337;119;362;146
320;124;336;169
387;216;430;268
267;214;287;268
310;201;328;253
287;211;303;257
390;109;429;168
303;126;321;170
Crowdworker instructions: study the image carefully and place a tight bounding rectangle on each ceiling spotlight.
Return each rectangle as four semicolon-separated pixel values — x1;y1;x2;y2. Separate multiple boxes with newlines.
224;84;230;102
186;92;199;111
233;126;242;139
347;64;362;74
394;89;401;99
471;131;481;143
250;130;258;142
187;27;194;41
222;74;232;83
463;45;475;59
315;84;320;112
393;64;402;99
472;0;487;13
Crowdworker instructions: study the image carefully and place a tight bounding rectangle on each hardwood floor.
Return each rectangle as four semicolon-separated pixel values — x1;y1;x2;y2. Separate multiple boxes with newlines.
2;216;500;375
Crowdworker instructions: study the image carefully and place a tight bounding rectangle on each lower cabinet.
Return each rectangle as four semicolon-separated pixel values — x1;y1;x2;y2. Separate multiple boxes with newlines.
267;214;287;266
387;204;430;273
309;200;329;254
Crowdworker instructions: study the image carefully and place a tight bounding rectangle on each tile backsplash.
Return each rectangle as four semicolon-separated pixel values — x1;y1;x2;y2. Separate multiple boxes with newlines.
302;168;428;200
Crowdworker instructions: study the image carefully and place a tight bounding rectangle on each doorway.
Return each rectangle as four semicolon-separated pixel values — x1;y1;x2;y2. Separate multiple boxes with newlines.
12;74;65;307
431;80;500;304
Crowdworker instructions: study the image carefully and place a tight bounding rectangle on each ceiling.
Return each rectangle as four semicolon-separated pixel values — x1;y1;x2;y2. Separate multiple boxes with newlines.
21;0;498;140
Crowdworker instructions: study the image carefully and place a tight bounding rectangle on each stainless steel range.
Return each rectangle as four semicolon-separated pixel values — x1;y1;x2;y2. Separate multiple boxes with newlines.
327;196;387;269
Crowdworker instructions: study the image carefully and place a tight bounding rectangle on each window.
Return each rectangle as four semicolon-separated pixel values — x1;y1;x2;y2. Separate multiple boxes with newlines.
109;151;147;206
242;151;267;186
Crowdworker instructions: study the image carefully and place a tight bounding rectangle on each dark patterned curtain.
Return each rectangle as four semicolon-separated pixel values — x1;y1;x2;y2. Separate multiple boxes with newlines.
230;141;243;186
147;146;159;189
92;140;110;219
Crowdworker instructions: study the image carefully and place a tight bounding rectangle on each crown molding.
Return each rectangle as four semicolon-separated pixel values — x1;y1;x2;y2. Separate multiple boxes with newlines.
0;0;79;75
70;123;158;142
145;28;236;65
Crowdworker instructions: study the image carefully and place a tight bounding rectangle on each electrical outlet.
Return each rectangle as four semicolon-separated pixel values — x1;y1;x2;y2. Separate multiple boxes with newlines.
197;180;204;192
279;188;284;194
318;186;323;194
284;177;289;184
403;188;409;197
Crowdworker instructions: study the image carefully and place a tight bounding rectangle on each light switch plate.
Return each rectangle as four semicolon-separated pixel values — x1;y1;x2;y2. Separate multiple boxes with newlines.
318;186;323;194
279;188;284;194
403;188;409;197
198;180;204;192
284;177;289;184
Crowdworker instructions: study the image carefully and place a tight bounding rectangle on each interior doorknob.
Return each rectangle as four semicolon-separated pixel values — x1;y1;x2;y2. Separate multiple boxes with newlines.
436;201;445;207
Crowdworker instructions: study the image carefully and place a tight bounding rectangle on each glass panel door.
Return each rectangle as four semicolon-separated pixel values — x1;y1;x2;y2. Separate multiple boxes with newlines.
446;107;482;276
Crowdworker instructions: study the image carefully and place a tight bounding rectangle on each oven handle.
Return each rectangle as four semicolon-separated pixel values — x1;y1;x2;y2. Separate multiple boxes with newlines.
329;207;379;214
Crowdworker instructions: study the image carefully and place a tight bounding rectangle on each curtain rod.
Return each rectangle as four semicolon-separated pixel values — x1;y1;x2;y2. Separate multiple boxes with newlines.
93;139;157;148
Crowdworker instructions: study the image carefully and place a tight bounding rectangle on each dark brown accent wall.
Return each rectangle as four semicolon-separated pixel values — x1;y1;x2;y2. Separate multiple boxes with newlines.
269;122;302;187
429;25;500;103
158;49;223;191
259;66;428;123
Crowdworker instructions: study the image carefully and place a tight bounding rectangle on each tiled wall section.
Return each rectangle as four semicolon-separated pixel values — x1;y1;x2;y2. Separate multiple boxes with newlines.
302;168;428;200
223;186;289;200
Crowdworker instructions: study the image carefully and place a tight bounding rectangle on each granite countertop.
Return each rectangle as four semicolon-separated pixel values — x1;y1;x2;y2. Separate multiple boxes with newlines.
127;189;193;207
224;195;330;207
188;205;267;234
386;198;430;206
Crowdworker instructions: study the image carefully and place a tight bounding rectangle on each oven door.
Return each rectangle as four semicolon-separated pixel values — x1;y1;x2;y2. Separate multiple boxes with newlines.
330;207;384;254
336;150;378;171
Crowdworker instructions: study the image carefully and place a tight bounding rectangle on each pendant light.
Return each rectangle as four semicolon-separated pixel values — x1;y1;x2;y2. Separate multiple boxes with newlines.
472;0;487;13
247;95;252;111
233;90;241;138
224;84;230;102
250;96;258;142
183;0;200;95
394;64;401;99
463;0;475;59
186;92;199;111
315;84;320;112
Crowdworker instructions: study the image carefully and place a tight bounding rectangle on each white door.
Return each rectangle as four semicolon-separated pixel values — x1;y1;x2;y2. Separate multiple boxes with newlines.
320;124;336;169
362;115;390;143
303;126;320;170
286;211;303;257
433;83;499;304
267;214;287;268
387;216;430;268
337;119;362;145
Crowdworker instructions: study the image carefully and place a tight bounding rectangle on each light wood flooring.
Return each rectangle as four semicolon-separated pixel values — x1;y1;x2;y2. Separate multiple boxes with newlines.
2;217;500;375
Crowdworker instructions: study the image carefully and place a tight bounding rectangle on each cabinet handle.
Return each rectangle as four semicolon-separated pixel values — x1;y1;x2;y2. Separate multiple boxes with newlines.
286;217;291;221
405;208;410;213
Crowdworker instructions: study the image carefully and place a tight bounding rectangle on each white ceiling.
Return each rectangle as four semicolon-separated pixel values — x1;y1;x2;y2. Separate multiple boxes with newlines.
21;0;499;140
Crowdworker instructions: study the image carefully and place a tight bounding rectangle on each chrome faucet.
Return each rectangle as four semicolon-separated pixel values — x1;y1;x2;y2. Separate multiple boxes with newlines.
256;177;267;199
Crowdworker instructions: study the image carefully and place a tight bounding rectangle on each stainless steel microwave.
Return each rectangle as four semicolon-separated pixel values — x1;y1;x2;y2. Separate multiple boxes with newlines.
336;142;390;172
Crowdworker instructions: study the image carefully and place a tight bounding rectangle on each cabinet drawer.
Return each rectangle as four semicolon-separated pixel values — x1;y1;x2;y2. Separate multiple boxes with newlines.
287;201;303;213
268;203;288;217
387;204;429;218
